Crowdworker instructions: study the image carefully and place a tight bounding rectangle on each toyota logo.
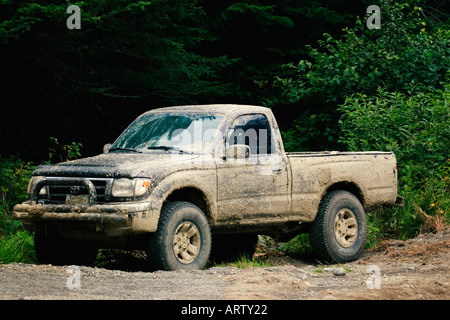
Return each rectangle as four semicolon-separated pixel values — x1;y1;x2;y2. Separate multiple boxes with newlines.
70;186;81;195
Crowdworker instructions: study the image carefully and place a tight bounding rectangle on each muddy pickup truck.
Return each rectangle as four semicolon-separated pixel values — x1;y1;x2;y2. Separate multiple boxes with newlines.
14;104;402;270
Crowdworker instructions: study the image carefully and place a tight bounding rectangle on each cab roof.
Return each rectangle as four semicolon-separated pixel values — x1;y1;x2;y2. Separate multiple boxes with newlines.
143;104;270;116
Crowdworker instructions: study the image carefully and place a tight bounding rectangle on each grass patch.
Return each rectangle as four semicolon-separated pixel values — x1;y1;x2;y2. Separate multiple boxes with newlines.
213;255;274;269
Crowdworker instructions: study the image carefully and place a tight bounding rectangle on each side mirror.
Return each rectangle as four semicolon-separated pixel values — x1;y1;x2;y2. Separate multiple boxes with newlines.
103;143;112;154
225;144;250;160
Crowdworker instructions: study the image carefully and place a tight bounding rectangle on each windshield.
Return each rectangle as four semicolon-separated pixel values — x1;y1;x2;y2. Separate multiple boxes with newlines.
109;112;224;154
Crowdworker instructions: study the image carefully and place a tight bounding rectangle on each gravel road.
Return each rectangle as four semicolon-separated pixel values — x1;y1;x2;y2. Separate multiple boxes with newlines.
1;228;448;301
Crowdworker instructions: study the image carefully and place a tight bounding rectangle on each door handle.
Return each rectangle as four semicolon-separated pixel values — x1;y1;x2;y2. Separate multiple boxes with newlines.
272;165;282;174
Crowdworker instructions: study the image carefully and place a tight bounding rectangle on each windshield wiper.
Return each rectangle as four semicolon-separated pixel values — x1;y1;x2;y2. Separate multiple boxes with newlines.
147;146;193;154
109;147;142;153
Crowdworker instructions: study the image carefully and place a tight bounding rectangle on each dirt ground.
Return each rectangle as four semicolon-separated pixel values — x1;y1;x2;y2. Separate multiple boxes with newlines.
0;228;448;300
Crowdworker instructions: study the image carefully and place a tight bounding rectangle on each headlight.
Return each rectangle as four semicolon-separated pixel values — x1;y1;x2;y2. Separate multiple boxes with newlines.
112;178;150;198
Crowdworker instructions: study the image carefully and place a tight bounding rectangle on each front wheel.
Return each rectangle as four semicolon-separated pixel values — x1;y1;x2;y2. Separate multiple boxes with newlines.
310;190;367;264
147;201;211;271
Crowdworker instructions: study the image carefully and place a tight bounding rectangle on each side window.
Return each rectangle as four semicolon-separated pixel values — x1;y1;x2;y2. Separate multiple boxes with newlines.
227;114;272;155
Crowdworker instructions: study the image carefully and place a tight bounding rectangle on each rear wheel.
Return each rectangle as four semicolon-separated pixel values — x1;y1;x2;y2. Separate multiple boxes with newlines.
147;201;211;271
310;190;367;264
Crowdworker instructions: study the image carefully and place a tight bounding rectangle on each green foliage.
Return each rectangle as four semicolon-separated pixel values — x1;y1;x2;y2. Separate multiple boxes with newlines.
213;255;273;269
48;137;83;163
297;2;449;99
0;0;232;103
280;234;312;257
0;230;36;264
0;155;36;264
0;0;240;157
339;86;449;242
202;0;360;108
0;155;35;235
339;87;449;180
277;0;450;151
0;155;34;207
366;166;449;244
0;142;85;263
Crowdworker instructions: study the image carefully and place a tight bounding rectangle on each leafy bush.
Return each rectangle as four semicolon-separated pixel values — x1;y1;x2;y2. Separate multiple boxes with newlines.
48;137;83;163
339;86;449;242
277;0;450;151
0;155;35;236
0;155;36;264
339;86;449;182
0;231;36;264
279;233;312;257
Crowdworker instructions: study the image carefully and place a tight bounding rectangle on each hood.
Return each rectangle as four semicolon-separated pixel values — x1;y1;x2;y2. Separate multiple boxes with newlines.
32;152;201;178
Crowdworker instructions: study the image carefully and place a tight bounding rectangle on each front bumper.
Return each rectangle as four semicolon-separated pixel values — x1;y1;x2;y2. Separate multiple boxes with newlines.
13;201;159;237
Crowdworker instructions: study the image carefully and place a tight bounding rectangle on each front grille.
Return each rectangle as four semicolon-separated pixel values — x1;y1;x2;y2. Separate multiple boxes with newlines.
41;178;113;204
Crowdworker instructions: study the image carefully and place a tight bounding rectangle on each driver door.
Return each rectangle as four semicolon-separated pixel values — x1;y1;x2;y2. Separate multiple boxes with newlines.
215;113;289;222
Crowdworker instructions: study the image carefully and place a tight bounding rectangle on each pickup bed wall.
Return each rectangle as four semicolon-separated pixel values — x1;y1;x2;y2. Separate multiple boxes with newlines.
287;151;398;222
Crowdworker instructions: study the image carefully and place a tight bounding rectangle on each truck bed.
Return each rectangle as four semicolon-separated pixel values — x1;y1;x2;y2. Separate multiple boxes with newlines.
286;151;393;157
286;151;398;221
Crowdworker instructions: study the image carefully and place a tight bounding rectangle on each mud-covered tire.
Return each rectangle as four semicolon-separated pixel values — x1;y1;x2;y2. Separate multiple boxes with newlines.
310;190;367;264
147;201;211;271
34;231;98;266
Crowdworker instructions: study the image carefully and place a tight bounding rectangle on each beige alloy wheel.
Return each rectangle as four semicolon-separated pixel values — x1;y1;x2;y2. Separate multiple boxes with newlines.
334;208;358;248
311;190;367;264
148;201;211;271
173;222;201;264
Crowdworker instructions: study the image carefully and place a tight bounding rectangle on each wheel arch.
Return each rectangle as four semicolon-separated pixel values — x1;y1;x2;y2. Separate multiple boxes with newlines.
164;186;214;225
323;181;365;208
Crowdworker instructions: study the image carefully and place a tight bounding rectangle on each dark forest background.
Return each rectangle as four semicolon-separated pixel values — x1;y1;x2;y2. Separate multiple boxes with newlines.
0;0;369;159
0;0;446;160
0;0;449;261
